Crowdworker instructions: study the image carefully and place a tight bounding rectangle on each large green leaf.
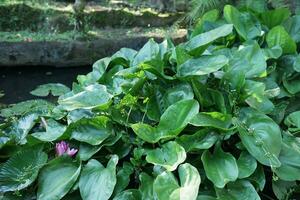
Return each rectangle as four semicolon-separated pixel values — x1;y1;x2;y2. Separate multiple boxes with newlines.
190;112;232;130
0;100;55;118
201;145;238;188
235;108;282;167
67;116;112;145
31;119;66;142
272;179;296;200
191;9;220;38
282;75;300;94
113;189;141;200
237;151;257;179
184;24;233;55
266;25;297;54
283;15;300;43
30;83;70;97
242;80;274;114
9;113;39;144
224;5;261;40
260;8;291;29
0;147;47;192
132;39;159;67
58;84;113;111
196;195;217;200
153;163;201;200
247;165;266;191
293;55;300;72
78;133;121;161
111;47;137;65
238;0;267;13
228;42;266;78
177;55;229;77
146;141;186;171
113;162;134;196
139;173;154;200
284;111;300;130
132;99;199;143
274;133;300;181
176;129;219;152
78;49;135;86
77;57;111;86
263;45;283;60
215;180;260;200
163;83;194;106
37;156;81;200
79;155;118;200
146;83;194;121
171;46;192;66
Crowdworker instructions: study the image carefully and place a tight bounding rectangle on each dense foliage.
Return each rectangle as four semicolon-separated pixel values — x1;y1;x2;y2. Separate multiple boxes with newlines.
1;4;300;200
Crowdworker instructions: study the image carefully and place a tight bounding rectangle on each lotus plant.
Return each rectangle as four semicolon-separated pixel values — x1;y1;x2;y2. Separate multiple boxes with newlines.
55;141;78;157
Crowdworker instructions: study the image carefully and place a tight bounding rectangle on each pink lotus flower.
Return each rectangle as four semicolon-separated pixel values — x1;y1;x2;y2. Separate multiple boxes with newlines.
55;141;78;157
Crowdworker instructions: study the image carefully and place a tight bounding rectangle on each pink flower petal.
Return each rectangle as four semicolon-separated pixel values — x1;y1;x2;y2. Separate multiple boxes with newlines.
67;148;78;157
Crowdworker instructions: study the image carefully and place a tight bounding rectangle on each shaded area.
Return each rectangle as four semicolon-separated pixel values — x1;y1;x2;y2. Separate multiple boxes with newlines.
0;66;91;104
0;30;186;67
0;2;182;32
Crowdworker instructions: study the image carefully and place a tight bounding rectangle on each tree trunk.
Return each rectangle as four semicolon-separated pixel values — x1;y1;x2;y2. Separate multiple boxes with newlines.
73;0;86;31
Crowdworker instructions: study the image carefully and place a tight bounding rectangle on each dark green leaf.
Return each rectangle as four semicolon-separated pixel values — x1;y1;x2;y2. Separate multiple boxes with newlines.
283;15;300;43
201;145;238;188
176;129;219;152
132;99;199;143
31;119;66;142
0;100;55;118
113;189;141;200
78;133;121;161
243;80;274;114
30;83;70;97
77;57;111;86
177;55;229;77
235;108;282;167
190;112;232;130
146;141;186;171
37;156;81;200
79;155;118;200
113;162;134;196
284;111;300;129
237;151;257;179
274;133;300;181
68;116;112;145
9;114;39;144
0;147;47;192
153;163;201;200
132;39;159;67
272;179;296;200
58;84;112;111
260;8;291;29
266;25;297;54
185;24;233;55
191;9;219;38
247;165;266;191
215;180;260;200
228;42;266;78
139;173;154;200
224;5;261;40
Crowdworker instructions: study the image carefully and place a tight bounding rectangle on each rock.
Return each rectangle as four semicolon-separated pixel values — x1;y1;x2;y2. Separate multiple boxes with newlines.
0;32;186;67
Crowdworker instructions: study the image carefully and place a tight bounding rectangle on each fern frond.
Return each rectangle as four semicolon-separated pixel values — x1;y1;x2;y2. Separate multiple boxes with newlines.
269;0;289;8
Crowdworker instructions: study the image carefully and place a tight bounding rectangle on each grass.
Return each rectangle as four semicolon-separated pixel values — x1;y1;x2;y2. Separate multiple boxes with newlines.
0;28;186;42
0;0;175;16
